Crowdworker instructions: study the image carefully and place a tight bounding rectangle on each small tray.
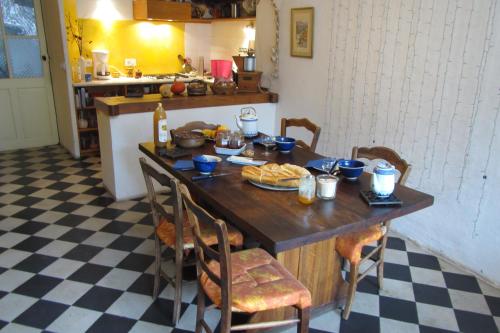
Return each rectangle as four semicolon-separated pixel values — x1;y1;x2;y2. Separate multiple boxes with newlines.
158;147;191;159
360;190;403;206
214;144;246;156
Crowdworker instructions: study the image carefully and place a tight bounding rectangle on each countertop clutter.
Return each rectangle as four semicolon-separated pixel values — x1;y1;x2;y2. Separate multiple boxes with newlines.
73;75;214;88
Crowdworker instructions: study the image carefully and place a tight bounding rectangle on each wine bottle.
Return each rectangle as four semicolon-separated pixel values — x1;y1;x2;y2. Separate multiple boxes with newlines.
154;103;167;148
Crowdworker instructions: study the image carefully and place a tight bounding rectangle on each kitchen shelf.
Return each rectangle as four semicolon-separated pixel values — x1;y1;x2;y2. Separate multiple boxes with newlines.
188;16;255;23
78;127;98;133
80;147;100;156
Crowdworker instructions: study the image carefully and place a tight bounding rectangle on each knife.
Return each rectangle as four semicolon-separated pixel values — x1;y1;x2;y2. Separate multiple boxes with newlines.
192;173;231;181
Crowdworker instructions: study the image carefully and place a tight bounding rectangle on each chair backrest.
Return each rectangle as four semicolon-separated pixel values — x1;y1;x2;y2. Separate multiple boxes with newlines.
179;183;232;320
351;146;411;185
280;118;321;152
170;121;218;143
139;157;184;248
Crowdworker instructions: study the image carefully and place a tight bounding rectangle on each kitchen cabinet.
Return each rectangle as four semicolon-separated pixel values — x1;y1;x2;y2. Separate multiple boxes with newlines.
133;0;191;21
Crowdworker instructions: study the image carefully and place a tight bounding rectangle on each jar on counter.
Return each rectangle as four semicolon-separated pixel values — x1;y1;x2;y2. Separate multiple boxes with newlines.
215;131;230;148
298;174;316;205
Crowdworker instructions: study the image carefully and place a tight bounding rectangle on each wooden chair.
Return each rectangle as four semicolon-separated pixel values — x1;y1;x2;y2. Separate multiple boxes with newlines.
336;147;411;320
280;118;321;152
179;183;312;333
139;158;244;324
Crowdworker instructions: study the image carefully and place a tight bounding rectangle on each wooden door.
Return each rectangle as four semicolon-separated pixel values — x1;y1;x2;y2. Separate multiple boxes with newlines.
0;0;58;151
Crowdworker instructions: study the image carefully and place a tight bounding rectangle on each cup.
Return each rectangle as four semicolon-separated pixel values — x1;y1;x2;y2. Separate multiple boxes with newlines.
321;158;336;173
298;174;316;205
316;175;339;200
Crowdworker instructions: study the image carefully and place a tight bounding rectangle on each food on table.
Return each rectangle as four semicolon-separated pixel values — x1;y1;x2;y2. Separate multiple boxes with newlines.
241;163;310;188
159;84;173;98
203;125;230;141
173;130;206;148
171;79;186;95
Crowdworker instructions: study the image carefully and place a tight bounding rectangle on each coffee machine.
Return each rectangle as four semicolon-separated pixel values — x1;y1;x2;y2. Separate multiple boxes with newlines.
92;50;111;80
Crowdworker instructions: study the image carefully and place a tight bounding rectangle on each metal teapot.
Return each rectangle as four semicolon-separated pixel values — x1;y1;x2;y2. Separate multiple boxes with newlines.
235;107;258;137
371;161;396;197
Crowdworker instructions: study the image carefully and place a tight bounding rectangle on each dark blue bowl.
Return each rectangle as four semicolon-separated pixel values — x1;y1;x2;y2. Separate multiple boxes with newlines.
338;159;365;180
274;136;296;153
192;155;222;174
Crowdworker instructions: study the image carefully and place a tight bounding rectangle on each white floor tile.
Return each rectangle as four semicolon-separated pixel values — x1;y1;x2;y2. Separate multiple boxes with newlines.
0;217;26;232
0;194;23;204
35;225;72;240
384;248;409;266
31;199;62;211
351;291;380;317
176;304;220;332
159;280;198;303
36;240;77;257
39;258;84;279
0;249;31;268
0;294;37;321
448;289;491;315
380;317;419;333
42;280;92;305
379;278;415;302
96;268;141;291
115;211;147;223
32;211;67;224
89;248;129;267
133;239;155;256
479;279;500;298
71;206;104;218
0;269;35;292
46;306;101;333
310;309;341;332
124;224;154;238
0;232;29;248
82;231;119;248
0;323;41;333
130;320;173;333
106;292;154;320
67;194;95;205
75;217;109;230
416;302;459;331
409;266;446;288
29;188;59;199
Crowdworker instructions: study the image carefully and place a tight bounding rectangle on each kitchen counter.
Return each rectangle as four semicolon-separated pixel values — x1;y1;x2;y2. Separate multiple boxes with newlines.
95;92;279;116
73;75;213;88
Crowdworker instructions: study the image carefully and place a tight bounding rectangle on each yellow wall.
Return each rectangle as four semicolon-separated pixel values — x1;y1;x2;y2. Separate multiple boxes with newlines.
80;19;185;74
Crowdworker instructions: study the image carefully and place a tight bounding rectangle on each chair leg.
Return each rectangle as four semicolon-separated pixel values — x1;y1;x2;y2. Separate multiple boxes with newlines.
297;306;310;333
377;235;388;290
153;235;161;299
343;261;359;320
173;247;183;324
195;281;206;333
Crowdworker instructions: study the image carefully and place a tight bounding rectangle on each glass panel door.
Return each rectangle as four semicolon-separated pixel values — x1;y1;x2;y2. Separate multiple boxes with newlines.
0;0;43;78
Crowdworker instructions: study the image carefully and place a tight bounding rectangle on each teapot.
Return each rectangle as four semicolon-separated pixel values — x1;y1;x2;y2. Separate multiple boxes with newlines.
235;107;258;137
371;161;396;197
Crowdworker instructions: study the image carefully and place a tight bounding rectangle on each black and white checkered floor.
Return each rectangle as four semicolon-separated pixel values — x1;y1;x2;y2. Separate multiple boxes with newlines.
0;145;499;333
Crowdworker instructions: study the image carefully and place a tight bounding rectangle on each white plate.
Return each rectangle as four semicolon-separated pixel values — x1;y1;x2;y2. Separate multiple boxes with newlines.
248;180;298;191
214;144;246;156
227;156;267;166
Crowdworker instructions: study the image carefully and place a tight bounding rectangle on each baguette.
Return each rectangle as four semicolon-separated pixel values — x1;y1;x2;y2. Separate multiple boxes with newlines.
241;163;310;187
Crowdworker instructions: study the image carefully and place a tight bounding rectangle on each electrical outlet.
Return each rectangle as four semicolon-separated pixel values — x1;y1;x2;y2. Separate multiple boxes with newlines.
125;58;137;67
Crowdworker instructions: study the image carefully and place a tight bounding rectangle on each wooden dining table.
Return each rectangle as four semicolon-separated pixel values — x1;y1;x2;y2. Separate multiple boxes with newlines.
138;140;434;322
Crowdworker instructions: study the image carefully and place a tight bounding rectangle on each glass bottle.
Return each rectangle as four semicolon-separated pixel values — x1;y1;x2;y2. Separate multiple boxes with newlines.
298;174;316;205
154;103;167;148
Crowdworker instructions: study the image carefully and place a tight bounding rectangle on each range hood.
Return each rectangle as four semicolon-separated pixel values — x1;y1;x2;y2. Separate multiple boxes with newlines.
133;0;191;21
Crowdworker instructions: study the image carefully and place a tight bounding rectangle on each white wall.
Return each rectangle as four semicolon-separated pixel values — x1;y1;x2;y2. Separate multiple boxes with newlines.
275;0;500;286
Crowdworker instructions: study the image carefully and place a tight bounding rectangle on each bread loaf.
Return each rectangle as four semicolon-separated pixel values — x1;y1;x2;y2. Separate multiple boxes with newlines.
241;163;311;187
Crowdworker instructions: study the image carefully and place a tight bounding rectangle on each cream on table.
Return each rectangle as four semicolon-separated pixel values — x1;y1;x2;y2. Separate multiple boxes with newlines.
95;93;278;201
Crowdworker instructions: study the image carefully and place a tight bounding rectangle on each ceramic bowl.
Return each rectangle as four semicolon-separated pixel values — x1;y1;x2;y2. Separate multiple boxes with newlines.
338;159;365;180
274;136;296;153
192;155;222;174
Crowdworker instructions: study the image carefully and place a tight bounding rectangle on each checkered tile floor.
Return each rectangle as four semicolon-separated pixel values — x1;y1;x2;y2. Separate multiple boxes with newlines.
0;145;499;333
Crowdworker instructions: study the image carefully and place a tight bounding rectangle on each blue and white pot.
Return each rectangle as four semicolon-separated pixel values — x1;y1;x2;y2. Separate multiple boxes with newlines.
371;161;396;197
235;107;258;137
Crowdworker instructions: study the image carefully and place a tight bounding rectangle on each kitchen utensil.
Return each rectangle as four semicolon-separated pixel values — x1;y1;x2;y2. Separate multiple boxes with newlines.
274;136;296;153
92;50;111;80
211;60;233;80
173;131;206;148
231;3;239;18
237;71;262;92
371;161;396;197
235;107;258;137
192;155;222;174
192;173;230;181
211;80;237;95
243;56;256;71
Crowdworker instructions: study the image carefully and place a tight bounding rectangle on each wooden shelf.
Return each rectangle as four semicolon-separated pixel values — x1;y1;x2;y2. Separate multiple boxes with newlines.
80;147;100;156
78;127;98;132
188;16;255;23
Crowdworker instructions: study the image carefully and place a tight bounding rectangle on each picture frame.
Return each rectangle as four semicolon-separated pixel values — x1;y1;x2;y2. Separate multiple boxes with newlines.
290;7;314;58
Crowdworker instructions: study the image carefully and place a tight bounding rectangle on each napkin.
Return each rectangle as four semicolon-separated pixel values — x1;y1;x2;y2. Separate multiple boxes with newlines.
305;158;336;169
172;160;194;170
227;156;267;166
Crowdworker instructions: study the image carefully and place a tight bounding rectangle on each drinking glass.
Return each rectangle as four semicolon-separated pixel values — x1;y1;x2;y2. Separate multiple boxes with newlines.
261;135;275;155
298;175;316;205
316;174;339;200
321;158;336;173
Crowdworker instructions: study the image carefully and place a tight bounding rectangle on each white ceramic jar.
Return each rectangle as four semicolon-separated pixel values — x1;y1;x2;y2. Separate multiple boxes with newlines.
371;161;396;197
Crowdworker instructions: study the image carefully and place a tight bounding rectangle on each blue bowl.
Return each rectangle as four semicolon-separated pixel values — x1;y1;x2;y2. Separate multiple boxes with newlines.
192;155;222;174
338;159;365;180
274;136;296;153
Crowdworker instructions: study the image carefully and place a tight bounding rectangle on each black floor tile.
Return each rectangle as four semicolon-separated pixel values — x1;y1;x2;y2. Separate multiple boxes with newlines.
130;202;151;213
413;283;452;307
47;181;73;191
339;311;380;333
12;186;39;195
14;274;62;298
384;262;412;282
127;273;166;296
454;309;498;333
0;320;6;330
117;253;155;272
58;228;95;243
79;177;101;186
355;275;380;295
86;313;135;333
419;326;458;333
68;263;112;284
12;208;46;221
107;236;144;252
52;202;82;213
54;214;87;227
12;221;49;235
13;300;68;329
74;286;122;312
140;298;188;326
87;196;114;206
94;208;125;220
63;244;102;262
43;172;67;181
12;236;53;252
379;296;418;324
12;196;43;207
49;191;78;201
100;221;133;234
11;176;37;186
13;253;57;273
443;272;481;293
484;295;500;316
407;252;441;271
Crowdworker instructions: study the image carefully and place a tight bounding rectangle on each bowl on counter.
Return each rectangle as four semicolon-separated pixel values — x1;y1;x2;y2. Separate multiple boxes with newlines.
193;155;222;174
337;159;365;180
274;136;296;153
173;130;206;148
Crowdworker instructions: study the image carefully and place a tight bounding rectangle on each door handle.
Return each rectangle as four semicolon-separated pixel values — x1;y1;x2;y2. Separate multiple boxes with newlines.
41;55;47;61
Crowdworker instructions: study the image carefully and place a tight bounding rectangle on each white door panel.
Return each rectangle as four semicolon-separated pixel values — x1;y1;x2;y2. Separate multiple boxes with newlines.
0;0;58;151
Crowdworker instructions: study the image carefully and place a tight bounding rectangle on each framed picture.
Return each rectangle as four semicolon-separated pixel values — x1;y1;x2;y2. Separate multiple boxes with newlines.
290;7;314;58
